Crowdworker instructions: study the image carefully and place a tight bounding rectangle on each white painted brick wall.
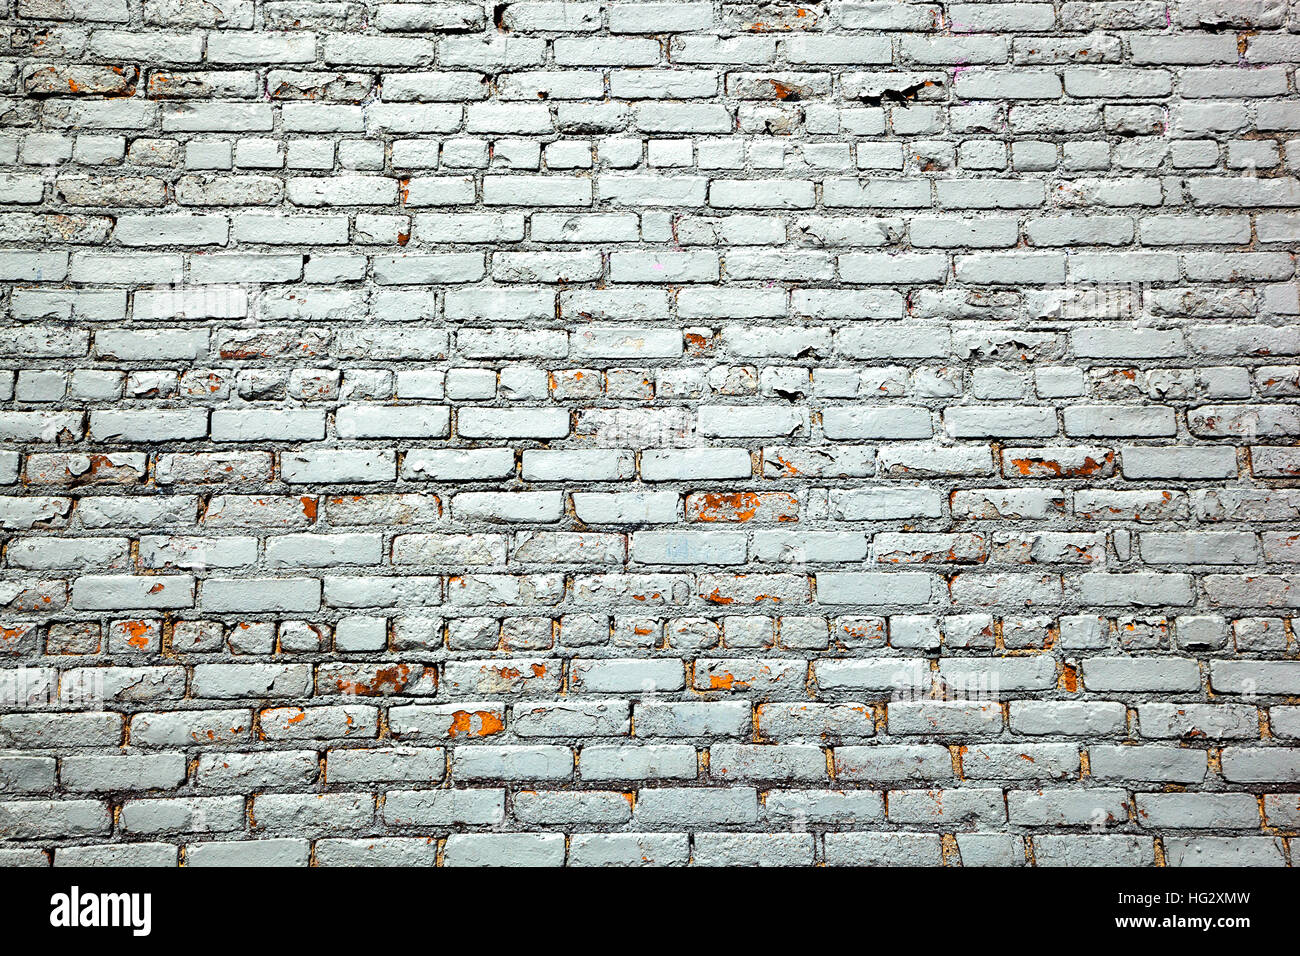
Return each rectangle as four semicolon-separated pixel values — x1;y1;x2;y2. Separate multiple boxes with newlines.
0;0;1297;867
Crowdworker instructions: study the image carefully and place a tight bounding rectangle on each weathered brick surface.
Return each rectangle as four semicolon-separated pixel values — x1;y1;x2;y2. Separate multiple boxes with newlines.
0;0;1298;867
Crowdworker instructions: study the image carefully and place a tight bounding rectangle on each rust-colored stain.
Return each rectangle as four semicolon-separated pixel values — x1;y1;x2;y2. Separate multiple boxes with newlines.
769;80;799;101
1060;665;1079;693
687;492;798;523
448;710;505;738
766;453;800;477
120;620;152;649
0;625;28;646
1009;452;1112;478
333;664;414;697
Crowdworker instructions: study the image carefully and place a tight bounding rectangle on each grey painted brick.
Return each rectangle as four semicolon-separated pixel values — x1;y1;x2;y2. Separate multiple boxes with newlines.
444;833;566;867
1135;792;1260;830
1032;835;1156;868
513;701;631;738
1008;788;1129;827
957;833;1025;867
185;839;310;867
119;796;246;836
634;701;751;739
764;788;885;825
825;831;943;866
1163;837;1287;868
834;745;953;784
453;745;573;782
325;747;445;784
195;751;319;792
60;754;187;792
634;787;758;826
383;788;506;827
1009;701;1127;737
1089;746;1209;784
54;843;177;867
1138;703;1259;741
252;792;374;832
568;832;689;867
0;799;111;839
513;790;632;826
1220;747;1300;784
692;832;815;867
888;788;1006;827
962;744;1081;781
315;837;440;866
580;745;698;781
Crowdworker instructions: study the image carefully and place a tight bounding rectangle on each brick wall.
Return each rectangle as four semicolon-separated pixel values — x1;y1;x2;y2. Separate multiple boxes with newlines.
1;0;1298;867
